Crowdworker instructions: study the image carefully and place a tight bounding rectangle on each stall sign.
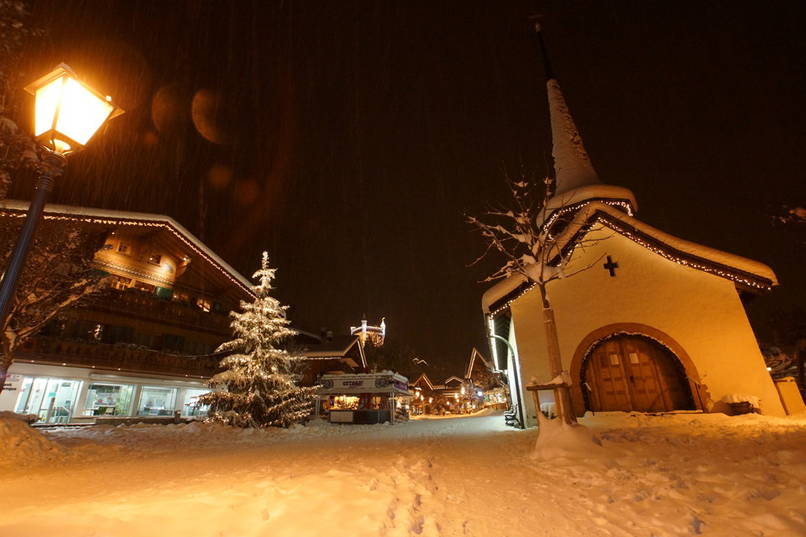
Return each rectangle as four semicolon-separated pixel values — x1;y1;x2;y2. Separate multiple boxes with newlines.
321;376;398;394
393;380;409;393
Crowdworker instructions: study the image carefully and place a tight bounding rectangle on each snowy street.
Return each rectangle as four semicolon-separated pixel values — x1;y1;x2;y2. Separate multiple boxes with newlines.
1;411;805;537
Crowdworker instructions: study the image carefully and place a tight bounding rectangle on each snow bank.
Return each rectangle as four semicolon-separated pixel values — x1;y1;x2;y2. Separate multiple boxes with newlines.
532;417;602;460
43;417;417;458
0;411;37;423
721;393;761;408
1;412;805;537
0;414;66;469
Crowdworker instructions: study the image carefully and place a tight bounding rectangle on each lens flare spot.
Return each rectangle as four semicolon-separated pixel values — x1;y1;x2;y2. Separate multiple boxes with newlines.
142;130;159;146
234;179;260;205
151;84;189;134
191;89;232;144
208;163;234;190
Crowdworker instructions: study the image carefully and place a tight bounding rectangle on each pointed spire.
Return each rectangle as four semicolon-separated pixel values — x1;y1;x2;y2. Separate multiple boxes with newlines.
533;21;600;196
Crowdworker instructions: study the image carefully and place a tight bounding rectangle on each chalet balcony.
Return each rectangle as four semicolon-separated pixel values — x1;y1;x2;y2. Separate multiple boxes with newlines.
18;336;221;378
82;288;231;335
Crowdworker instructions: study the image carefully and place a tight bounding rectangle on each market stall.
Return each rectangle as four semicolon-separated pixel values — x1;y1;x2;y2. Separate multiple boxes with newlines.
317;372;410;424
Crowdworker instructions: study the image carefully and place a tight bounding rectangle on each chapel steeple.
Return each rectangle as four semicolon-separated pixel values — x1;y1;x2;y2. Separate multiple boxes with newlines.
534;22;600;195
532;21;637;217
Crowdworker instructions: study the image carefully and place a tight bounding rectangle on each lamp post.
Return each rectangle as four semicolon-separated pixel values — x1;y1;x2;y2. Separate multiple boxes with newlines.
0;64;123;328
488;332;525;428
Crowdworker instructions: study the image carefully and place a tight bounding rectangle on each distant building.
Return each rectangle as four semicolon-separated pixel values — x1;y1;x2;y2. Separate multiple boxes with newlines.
0;202;254;424
464;348;508;409
408;352;498;415
296;334;367;385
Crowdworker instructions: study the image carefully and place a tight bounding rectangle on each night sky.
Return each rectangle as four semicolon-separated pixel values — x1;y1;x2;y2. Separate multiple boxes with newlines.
10;1;805;376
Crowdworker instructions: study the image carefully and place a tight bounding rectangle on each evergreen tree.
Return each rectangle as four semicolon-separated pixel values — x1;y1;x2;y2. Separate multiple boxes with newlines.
199;252;317;428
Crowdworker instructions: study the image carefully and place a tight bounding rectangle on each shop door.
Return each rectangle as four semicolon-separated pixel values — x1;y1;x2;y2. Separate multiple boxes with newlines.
584;335;693;412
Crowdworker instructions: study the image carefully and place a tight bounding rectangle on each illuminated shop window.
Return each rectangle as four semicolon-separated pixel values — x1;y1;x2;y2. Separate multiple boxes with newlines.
137;386;177;416
84;383;135;416
14;377;81;424
181;389;210;417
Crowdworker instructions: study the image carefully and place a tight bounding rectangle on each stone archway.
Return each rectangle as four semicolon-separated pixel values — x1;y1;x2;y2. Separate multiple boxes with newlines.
569;323;708;416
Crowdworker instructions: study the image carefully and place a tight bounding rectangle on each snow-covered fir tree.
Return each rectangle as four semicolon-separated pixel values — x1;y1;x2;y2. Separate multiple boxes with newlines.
199;252;317;428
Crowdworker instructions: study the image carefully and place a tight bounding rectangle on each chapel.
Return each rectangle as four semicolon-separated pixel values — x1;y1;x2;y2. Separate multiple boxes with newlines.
481;27;786;427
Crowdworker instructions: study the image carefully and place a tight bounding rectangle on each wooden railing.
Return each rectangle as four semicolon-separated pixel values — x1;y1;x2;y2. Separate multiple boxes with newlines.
83;289;231;335
20;336;221;378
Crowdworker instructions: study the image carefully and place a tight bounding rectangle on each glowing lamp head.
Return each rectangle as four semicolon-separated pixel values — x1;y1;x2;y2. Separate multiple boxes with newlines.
24;64;124;154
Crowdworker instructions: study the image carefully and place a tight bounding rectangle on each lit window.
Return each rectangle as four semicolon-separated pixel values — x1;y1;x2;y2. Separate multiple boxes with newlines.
111;276;131;290
133;281;155;293
195;298;212;312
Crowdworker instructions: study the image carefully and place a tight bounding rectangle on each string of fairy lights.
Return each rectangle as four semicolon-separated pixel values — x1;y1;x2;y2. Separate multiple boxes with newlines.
94;259;175;287
542;198;634;231
486;202;773;318
603;217;773;292
0;209;255;297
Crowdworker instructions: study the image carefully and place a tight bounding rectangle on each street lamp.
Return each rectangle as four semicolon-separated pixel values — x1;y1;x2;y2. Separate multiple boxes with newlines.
0;64;123;326
25;64;123;154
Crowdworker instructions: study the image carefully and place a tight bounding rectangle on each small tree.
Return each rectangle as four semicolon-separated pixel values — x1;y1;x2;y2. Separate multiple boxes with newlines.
467;175;608;425
200;252;317;428
0;220;109;394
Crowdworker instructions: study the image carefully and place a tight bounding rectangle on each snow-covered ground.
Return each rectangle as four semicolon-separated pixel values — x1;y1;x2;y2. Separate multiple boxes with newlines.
1;410;805;537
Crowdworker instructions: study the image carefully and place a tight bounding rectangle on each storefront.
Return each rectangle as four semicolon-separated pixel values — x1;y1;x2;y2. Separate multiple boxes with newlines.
0;363;210;424
316;372;410;424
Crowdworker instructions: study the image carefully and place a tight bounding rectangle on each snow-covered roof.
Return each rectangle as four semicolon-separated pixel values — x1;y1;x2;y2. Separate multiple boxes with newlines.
464;347;493;378
318;372;409;395
546;78;600;195
411;373;436;391
300;335;366;369
0;200;254;297
542;184;638;218
481;274;529;315
483;202;778;315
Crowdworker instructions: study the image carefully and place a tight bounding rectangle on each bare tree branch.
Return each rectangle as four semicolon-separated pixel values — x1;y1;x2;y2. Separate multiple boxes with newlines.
0;219;110;393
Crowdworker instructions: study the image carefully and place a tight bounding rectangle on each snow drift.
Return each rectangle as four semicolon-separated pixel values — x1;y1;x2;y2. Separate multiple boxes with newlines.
0;413;66;468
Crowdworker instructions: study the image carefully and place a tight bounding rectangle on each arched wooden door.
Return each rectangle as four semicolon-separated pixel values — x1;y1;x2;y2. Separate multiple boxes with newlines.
582;335;694;412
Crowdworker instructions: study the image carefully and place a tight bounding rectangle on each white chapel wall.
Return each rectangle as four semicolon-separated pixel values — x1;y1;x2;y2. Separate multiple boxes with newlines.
509;226;784;423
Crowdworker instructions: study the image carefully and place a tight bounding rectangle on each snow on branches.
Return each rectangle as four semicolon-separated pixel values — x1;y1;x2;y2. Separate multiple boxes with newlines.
467;174;610;427
200;252;317;428
0;219;109;392
467;175;608;293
